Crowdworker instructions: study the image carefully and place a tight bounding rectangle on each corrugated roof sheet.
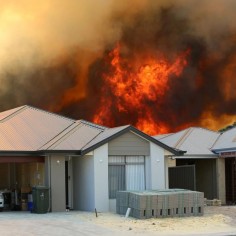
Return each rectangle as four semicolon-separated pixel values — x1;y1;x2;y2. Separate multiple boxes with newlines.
0;106;75;151
81;125;130;153
154;129;188;148
212;127;236;152
155;127;220;155
0;106;25;121
44;120;105;150
0;105;183;155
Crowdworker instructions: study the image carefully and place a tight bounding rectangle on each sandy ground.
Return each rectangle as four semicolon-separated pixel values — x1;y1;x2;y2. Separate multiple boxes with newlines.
0;206;236;236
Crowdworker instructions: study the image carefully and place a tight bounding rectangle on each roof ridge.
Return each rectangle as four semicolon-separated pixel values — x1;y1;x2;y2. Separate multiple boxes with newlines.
0;105;28;123
81;125;184;156
210;132;224;151
41;120;107;151
221;126;236;133
81;125;131;152
195;126;219;134
39;122;82;150
155;133;174;140
174;128;193;149
26;105;76;122
78;119;107;131
80;129;105;151
0;105;76;123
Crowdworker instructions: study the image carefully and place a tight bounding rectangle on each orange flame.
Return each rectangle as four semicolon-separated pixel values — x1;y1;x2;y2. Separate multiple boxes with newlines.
93;44;190;135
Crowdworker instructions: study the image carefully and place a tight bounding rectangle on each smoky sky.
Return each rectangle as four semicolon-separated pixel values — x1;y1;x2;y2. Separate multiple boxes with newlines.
1;0;236;133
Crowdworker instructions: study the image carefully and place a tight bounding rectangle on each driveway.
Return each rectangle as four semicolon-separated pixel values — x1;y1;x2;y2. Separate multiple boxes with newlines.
0;211;114;236
0;206;236;236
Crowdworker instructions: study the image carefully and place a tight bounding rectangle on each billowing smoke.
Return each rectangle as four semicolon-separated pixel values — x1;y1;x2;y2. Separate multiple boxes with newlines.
1;0;236;134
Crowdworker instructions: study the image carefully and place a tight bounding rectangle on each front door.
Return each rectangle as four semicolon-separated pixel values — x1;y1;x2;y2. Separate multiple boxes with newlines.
65;159;73;209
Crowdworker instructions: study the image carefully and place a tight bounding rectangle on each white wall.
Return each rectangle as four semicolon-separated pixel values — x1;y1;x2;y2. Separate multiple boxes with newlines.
73;155;95;211
149;142;166;189
94;143;109;212
72;141;168;212
72;144;109;212
145;155;151;189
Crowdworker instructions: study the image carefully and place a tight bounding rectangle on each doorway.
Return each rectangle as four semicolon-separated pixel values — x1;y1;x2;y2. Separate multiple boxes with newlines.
225;157;236;204
65;159;73;210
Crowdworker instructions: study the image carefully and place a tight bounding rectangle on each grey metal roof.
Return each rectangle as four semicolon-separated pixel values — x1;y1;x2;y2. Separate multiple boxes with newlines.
0;105;75;151
81;125;130;154
81;125;184;156
212;127;236;153
0;106;25;121
43;120;105;151
154;129;188;148
0;105;184;156
154;127;220;156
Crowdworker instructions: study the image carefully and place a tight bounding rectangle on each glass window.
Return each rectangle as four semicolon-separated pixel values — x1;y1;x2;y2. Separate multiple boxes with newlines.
108;156;145;199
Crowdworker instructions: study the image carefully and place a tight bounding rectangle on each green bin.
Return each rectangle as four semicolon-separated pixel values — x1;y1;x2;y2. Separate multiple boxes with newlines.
32;186;49;214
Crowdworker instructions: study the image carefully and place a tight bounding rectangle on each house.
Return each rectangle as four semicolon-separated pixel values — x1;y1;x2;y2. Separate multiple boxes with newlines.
155;126;236;205
211;127;236;204
0;105;183;212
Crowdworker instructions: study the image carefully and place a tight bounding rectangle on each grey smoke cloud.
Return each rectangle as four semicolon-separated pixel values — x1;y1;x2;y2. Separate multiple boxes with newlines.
1;0;235;68
0;0;236;132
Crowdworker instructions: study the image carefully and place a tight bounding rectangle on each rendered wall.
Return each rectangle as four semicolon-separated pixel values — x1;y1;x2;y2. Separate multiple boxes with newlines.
73;155;95;211
94;144;109;212
149;142;166;189
50;155;66;212
216;158;226;204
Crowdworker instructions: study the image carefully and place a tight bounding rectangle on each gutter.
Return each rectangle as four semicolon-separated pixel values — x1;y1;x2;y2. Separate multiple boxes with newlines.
172;154;218;159
211;147;236;154
0;150;82;157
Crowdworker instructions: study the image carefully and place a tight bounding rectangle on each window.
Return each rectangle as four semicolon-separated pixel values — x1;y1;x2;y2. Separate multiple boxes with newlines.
108;156;145;199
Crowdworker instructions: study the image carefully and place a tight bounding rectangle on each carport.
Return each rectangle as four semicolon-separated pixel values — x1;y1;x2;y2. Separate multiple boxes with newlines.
0;155;44;211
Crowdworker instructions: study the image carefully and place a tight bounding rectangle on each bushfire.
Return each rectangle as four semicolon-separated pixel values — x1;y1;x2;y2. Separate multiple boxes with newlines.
1;1;236;135
93;44;190;135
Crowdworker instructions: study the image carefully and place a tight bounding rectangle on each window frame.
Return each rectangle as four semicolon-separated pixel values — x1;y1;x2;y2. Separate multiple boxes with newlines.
108;155;146;199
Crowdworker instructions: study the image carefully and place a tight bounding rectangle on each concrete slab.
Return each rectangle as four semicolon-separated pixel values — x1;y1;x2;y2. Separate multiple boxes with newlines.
0;211;114;236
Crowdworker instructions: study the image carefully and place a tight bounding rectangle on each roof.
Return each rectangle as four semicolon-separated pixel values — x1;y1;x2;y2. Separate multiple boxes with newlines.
212;127;236;153
81;125;184;156
0;106;25;121
154;127;220;156
0;105;182;156
41;120;106;151
0;105;75;151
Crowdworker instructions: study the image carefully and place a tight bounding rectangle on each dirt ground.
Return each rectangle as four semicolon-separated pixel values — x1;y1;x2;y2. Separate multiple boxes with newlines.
0;206;236;236
84;205;236;236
